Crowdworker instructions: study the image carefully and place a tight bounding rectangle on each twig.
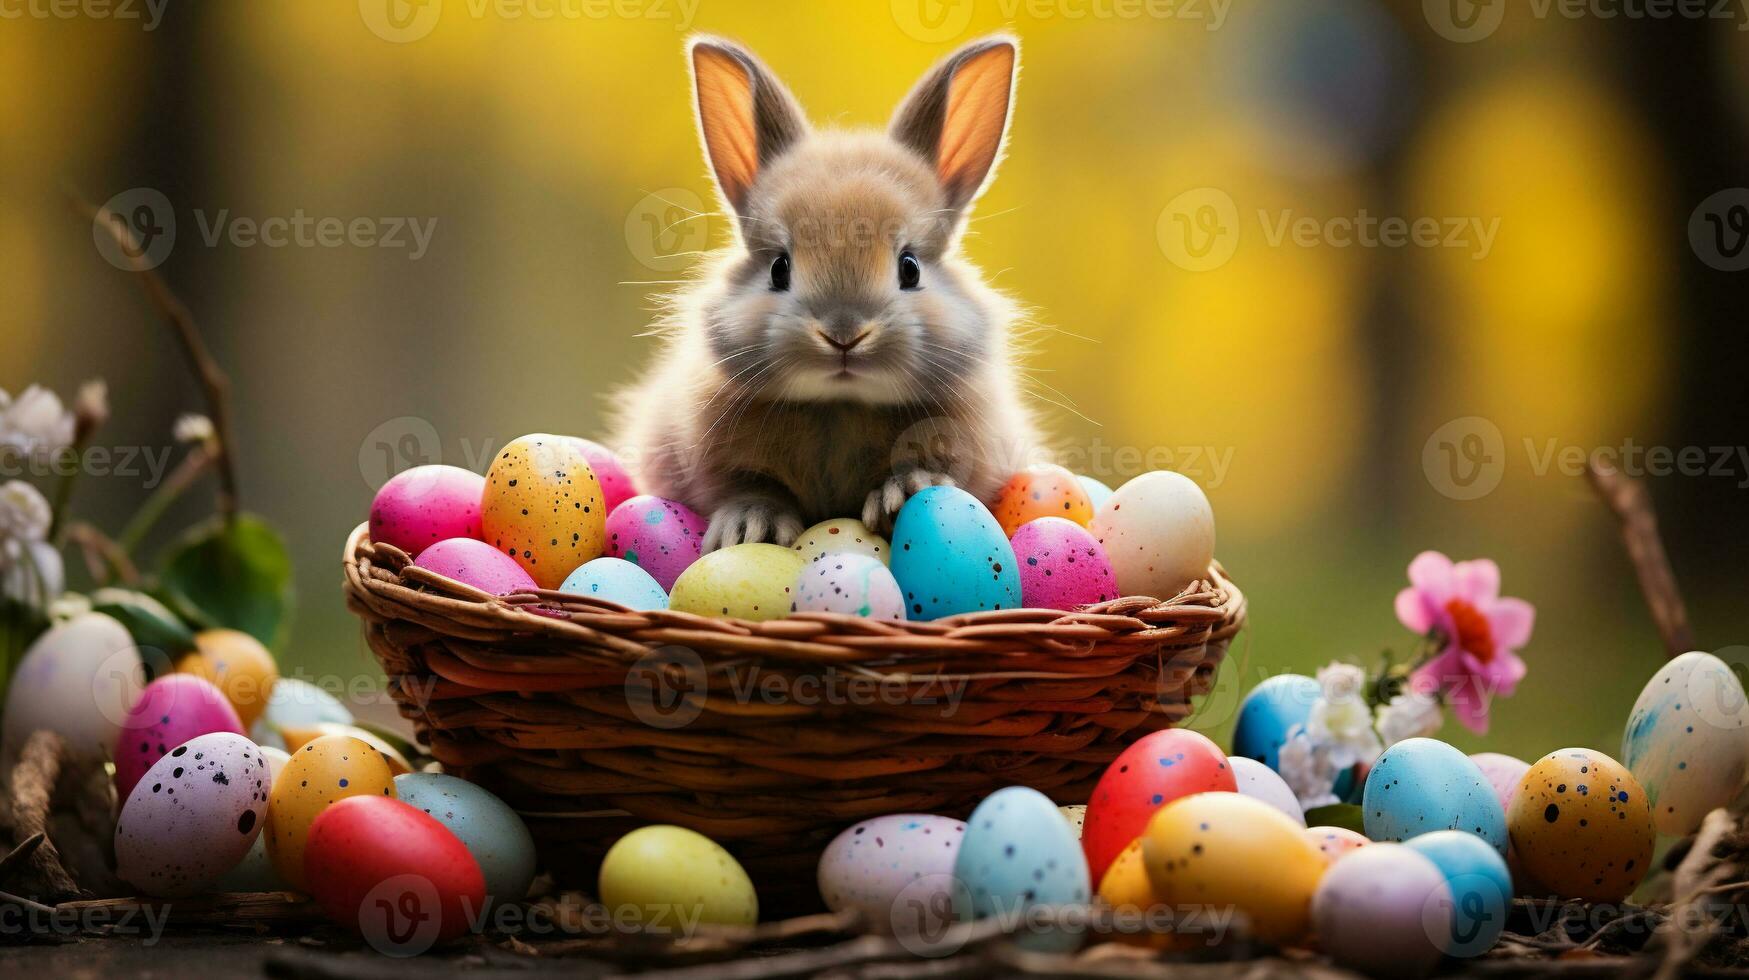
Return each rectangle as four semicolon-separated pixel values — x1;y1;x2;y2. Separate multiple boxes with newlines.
63;520;140;586
117;444;216;554
0;888;57;916
3;731;81;898
1587;456;1694;657
0;832;46;884
1655;807;1736;980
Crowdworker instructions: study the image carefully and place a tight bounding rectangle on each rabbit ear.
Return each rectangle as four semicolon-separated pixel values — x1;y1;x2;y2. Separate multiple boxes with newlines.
890;36;1018;213
688;36;809;215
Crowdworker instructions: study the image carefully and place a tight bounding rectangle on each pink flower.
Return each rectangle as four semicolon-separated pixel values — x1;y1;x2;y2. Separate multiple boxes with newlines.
1394;551;1534;734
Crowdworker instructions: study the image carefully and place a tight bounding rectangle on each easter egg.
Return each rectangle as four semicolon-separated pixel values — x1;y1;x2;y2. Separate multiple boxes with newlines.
791;553;904;620
395;772;537;906
1010;517;1118;610
1096;838;1174;949
598;825;757;927
568;438;638;514
889;486;1021;620
278;722;413;775
114;732;272;897
1233;674;1318;772
214;745;292;892
1;612;143;766
559;557;669;611
1405;830;1512;958
1141;792;1326;945
1083;729;1237;884
114;674;245;800
481;434;605;590
415;537;539;596
793;518;889;565
1364;738;1506;853
1622;650;1749;836
1312;843;1451;978
1229;756;1306;826
305;795;485;948
368;464;485;559
816;813;964;934
669;543;804;622
266;734;398;889
955;786;1090;952
992;463;1095;535
1306;825;1370;863
1470;752;1532;813
1076;475;1114;511
1059;804;1086;838
1089;470;1216;598
251;677;353;751
604;495;707;591
1508;748;1654;902
176;629;279;730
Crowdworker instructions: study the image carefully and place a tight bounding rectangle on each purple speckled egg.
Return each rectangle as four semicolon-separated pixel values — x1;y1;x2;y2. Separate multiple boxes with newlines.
568;439;639;514
115;674;245;800
817;813;965;934
369;465;485;558
415;537;539;595
604;495;707;591
114;731;272;897
1010;517;1119;610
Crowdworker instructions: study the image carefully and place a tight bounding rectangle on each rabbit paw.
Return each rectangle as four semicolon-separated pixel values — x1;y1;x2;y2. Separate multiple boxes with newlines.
704;498;805;552
862;470;958;536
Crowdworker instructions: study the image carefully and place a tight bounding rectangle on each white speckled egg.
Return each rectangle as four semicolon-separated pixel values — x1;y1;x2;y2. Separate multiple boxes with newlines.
955;786;1090;952
395;772;538;905
114;732;272;896
1623;651;1749;836
214;745;291;892
791;554;905;620
1059;804;1086;838
1088;471;1215;599
1;613;143;767
1230;756;1306;826
560;557;669;611
817;813;964;933
793;518;890;565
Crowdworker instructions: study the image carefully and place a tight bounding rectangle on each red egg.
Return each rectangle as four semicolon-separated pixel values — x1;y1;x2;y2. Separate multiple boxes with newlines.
1082;729;1237;884
305;795;486;951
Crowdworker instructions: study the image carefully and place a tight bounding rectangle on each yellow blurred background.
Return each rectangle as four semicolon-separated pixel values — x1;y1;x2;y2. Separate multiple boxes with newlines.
4;0;1746;760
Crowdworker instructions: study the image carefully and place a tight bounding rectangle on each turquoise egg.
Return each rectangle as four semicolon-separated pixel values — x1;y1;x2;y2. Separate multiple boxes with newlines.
1364;738;1507;853
559;557;669;611
890;486;1020;620
1232;674;1358;799
1076;475;1114;511
1405;830;1512;958
394;772;538;905
953;786;1090;952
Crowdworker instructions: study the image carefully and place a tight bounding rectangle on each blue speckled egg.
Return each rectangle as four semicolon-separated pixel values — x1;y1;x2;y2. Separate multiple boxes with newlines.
1364;738;1507;852
1622;650;1749;836
1404;830;1512;958
954;786;1090;952
1076;475;1114;511
816;813;965;934
792;554;905;620
394;772;538;906
559;557;669;611
890;487;1020;620
1233;675;1358;800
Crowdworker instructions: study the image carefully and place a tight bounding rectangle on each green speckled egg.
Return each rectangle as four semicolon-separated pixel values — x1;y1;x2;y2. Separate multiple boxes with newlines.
669;543;804;621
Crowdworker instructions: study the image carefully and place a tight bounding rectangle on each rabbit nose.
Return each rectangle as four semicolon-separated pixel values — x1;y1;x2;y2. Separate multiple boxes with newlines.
818;329;870;352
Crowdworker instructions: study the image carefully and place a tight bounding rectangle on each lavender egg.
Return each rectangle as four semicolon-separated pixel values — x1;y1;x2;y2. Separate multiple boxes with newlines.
369;465;485;559
792;554;905;620
1010;517;1119;611
1313;843;1452;978
817;813;966;934
114;731;272;896
415;537;539;596
604;495;708;591
114;674;245;800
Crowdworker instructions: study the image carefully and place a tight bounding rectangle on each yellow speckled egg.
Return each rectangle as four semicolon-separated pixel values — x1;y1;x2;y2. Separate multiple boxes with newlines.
1097;838;1177;949
992;463;1095;536
278;722;412;775
1142;792;1326;945
482;434;605;589
176;629;279;729
669;544;804;622
265;734;397;889
1508;748;1654;903
599;825;757;928
793;518;889;565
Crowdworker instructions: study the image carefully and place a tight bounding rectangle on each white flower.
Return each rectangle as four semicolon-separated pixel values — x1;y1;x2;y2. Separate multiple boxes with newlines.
0;385;75;456
1;538;63;605
1307;662;1383;768
173;413;215;444
1376;692;1444;747
0;481;52;542
1278;727;1341;809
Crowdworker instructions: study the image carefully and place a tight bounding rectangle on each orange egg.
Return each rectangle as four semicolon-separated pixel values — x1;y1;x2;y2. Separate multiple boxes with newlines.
992;463;1095;535
482;434;606;589
176;629;279;729
1096;838;1177;950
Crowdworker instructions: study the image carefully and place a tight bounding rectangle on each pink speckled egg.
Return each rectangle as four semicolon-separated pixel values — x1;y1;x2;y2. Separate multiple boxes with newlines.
605;495;707;591
569;438;638;514
1306;825;1370;863
115;674;245;800
114;731;272;897
1010;517;1119;610
369;465;485;558
1470;751;1531;812
415;537;539;595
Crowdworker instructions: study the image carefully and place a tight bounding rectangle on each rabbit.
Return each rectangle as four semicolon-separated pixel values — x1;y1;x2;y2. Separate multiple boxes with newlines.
615;34;1041;551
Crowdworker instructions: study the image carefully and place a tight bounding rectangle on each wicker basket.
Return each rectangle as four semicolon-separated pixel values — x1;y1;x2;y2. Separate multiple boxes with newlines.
342;522;1245;911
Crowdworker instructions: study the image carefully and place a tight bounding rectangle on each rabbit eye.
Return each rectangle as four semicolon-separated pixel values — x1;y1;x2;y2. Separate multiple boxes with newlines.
898;250;921;290
769;252;791;292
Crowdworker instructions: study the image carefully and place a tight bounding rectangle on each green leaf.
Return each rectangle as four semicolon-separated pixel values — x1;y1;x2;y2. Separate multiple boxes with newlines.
0;597;49;709
91;587;195;679
1304;803;1366;834
158;514;295;652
